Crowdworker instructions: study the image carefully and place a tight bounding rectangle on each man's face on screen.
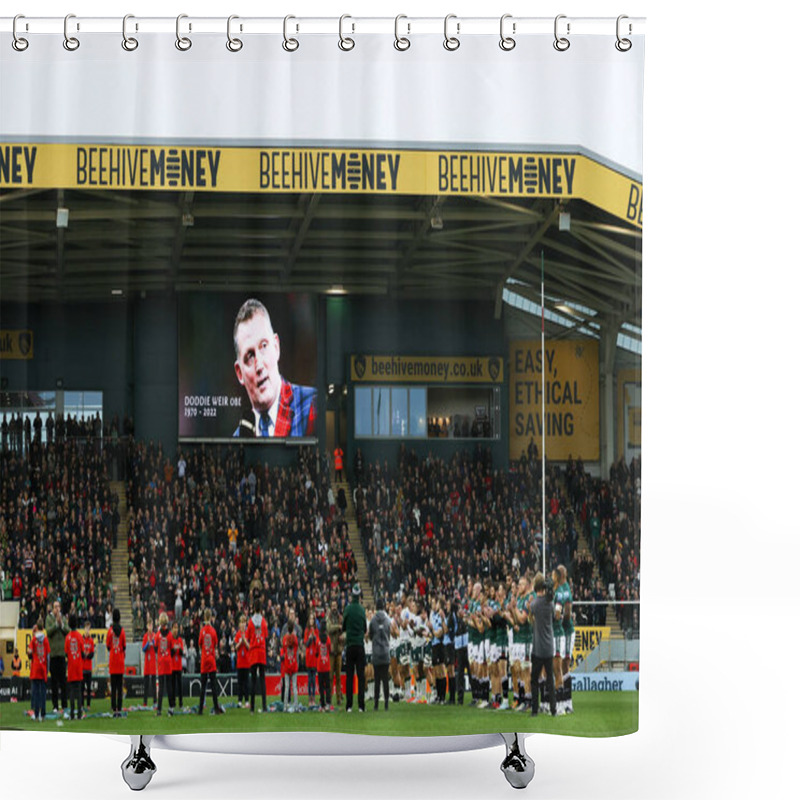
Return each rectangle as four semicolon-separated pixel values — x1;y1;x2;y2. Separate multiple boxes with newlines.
234;312;282;413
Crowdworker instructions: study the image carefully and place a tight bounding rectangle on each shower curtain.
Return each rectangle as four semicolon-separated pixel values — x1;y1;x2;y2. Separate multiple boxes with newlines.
0;13;644;742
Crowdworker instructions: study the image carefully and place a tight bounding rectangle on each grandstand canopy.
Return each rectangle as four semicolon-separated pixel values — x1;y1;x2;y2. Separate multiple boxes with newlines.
0;188;641;347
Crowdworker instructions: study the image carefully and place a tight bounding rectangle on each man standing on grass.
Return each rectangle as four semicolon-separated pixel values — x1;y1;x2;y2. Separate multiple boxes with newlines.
343;585;367;713
81;619;95;712
65;615;84;720
155;612;175;717
234;615;251;708
45;599;69;716
368;597;393;711
326;601;344;706
27;618;49;722
107;608;126;718
247;599;268;713
141;618;156;708
198;608;223;716
528;573;557;717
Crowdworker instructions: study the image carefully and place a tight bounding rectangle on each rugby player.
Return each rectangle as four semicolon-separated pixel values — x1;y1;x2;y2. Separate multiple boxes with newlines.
467;582;489;707
509;574;534;711
429;596;447;704
554;564;575;714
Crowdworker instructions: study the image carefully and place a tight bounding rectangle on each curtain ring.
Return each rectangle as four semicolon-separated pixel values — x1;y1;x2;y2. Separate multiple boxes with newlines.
615;15;632;52
499;14;516;51
338;14;355;51
122;14;139;51
443;14;460;51
226;15;243;52
283;15;299;52
176;14;192;51
63;13;80;51
394;14;410;51
12;15;29;52
553;14;570;51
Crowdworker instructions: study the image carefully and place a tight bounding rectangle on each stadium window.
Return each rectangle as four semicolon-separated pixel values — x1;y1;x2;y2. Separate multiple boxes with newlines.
391;387;408;436
354;385;428;440
354;386;372;436
408;388;427;437
373;387;390;437
64;390;104;430
427;386;499;439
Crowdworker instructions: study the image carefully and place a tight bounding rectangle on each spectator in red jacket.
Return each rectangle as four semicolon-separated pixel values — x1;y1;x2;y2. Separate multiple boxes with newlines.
27;618;49;722
282;628;300;709
81;619;95;711
246;599;268;714
304;621;319;706
170;621;184;709
234;615;251;708
154;612;175;717
141;618;157;707
65;614;84;720
106;608;126;718
316;619;332;710
197;608;223;716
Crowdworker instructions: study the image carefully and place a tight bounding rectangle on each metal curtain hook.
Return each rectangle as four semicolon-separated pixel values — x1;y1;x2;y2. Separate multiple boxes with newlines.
12;14;29;51
394;14;410;51
444;14;460;51
63;13;80;51
283;15;299;52
176;14;192;51
122;14;138;51
339;14;355;51
615;15;632;51
553;14;570;51
227;15;243;52
499;14;516;51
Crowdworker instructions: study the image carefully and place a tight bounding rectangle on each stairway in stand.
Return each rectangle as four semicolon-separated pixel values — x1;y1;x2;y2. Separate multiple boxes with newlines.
109;480;134;638
335;472;375;609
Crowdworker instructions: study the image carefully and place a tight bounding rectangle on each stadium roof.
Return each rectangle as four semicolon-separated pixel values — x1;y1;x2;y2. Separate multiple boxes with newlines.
0;188;640;347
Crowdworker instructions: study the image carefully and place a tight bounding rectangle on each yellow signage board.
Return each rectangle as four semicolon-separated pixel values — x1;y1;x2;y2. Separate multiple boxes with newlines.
573;626;612;663
351;354;503;384
0;330;34;360
509;339;599;461
15;628;109;678
0;144;642;229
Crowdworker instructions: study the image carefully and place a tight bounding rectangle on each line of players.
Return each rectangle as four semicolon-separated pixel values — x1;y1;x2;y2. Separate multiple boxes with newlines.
135;566;575;715
372;565;575;714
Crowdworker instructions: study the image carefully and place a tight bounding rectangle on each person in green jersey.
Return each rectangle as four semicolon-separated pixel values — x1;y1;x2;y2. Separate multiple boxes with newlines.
342;584;367;712
551;567;566;715
510;574;534;711
495;583;511;710
466;582;484;706
483;583;503;709
555;564;575;714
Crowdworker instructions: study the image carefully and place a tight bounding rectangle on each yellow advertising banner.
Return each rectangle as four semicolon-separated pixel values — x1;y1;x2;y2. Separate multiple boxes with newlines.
573;626;612;663
15;628;109;678
0;330;34;360
509;339;599;461
0;144;642;229
351;354;503;384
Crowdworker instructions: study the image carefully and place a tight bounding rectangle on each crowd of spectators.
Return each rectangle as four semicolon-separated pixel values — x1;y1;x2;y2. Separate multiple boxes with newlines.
0;436;121;630
125;442;358;655
563;453;641;634
1;421;639;653
353;444;640;636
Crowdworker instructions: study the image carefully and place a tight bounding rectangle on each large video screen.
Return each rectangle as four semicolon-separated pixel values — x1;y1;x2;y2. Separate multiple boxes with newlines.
178;294;317;440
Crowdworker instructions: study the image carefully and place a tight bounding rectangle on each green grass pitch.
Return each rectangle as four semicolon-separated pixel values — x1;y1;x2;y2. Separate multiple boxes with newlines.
1;693;638;738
